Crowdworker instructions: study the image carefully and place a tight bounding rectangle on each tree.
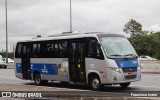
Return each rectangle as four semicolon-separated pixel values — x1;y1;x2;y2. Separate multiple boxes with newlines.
123;19;142;35
128;31;160;60
152;32;160;59
123;19;160;59
0;52;14;59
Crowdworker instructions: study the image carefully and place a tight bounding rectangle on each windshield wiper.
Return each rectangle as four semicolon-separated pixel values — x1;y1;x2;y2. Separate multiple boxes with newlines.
108;54;138;59
109;54;123;56
124;54;138;58
109;54;126;58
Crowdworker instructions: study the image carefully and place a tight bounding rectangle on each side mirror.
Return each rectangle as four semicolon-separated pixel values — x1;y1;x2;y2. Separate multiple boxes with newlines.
90;40;101;47
96;42;101;47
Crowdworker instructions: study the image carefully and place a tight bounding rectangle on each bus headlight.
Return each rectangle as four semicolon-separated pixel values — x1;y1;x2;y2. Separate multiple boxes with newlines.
111;68;121;73
137;67;141;70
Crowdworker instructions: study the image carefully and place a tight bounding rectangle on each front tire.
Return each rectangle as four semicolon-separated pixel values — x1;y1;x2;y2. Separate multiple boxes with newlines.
90;75;102;91
34;72;48;86
120;82;130;88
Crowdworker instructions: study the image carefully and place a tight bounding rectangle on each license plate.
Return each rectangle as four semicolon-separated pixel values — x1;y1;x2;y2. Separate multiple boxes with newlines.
124;72;136;76
128;72;134;76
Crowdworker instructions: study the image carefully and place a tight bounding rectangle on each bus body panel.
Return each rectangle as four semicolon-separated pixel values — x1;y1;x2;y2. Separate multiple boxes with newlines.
85;58;107;84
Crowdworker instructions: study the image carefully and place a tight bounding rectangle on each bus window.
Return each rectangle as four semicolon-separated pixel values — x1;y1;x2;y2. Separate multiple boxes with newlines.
32;43;40;58
87;39;104;59
22;45;27;56
59;41;68;58
46;42;54;58
54;43;58;58
15;43;22;58
32;44;37;57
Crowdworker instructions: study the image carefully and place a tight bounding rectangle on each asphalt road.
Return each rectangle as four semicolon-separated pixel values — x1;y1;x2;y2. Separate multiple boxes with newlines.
0;69;160;99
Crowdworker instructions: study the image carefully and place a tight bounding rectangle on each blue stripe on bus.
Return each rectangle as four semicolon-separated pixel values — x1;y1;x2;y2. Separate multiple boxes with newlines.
115;59;139;68
31;64;58;75
16;63;58;75
16;63;22;73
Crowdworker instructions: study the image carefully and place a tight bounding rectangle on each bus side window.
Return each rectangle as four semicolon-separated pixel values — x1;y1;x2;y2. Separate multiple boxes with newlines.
32;44;36;57
32;43;41;58
87;39;104;59
37;44;41;57
32;44;38;57
46;42;54;58
59;41;68;58
54;43;58;58
88;42;93;57
40;42;46;58
22;45;27;57
15;43;22;58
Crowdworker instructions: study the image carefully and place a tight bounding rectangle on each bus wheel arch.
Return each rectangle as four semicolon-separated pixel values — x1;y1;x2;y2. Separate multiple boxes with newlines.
88;72;102;91
33;71;48;86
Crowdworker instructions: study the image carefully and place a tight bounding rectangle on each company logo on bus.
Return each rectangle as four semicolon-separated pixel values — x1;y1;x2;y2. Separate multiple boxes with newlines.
41;65;48;73
120;63;124;68
31;64;33;69
129;68;133;71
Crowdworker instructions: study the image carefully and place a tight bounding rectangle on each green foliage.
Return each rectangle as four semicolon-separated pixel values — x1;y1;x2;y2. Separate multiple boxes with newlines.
152;32;160;59
123;19;142;35
124;19;160;60
0;52;14;59
129;31;160;59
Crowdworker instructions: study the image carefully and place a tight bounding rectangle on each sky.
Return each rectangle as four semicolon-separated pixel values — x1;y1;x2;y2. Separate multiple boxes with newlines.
0;0;160;51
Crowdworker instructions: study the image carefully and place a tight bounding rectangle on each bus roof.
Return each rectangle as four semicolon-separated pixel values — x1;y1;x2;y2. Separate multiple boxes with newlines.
17;32;125;43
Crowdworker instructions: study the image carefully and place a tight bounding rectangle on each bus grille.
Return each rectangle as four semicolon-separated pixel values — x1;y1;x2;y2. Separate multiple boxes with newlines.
122;67;137;79
122;67;137;72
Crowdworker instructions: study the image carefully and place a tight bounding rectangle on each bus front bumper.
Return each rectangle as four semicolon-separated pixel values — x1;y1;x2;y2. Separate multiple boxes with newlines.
105;67;141;84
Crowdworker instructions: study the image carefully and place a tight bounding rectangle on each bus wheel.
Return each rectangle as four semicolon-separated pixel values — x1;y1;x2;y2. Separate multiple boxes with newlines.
120;82;130;88
34;72;48;86
90;75;102;91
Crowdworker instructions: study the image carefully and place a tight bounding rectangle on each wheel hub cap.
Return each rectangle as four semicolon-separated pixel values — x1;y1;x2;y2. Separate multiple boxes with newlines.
92;79;99;89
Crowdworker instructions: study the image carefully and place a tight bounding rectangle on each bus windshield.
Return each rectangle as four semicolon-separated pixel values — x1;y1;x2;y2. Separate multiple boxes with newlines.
100;37;138;59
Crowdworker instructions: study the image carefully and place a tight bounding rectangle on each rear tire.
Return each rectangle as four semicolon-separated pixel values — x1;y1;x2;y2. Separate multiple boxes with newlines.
120;82;130;88
90;75;102;91
34;72;48;86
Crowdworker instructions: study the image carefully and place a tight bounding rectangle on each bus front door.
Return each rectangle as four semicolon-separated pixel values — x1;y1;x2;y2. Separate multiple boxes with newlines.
69;41;86;83
22;44;31;79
